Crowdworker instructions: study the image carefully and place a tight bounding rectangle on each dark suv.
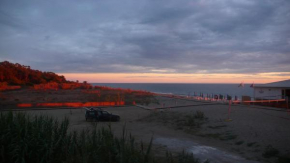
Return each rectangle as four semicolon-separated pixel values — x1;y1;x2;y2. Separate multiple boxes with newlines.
85;108;120;122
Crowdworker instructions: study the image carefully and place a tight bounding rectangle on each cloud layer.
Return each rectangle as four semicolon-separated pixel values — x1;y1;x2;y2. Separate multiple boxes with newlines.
0;0;289;74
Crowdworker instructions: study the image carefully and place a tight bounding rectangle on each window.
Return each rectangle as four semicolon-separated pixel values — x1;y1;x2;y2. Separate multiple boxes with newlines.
102;111;109;115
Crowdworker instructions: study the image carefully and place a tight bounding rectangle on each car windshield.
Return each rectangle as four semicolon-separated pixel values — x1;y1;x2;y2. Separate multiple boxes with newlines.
102;111;109;115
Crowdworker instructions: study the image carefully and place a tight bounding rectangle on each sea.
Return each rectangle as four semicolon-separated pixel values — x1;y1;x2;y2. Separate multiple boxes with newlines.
91;83;254;99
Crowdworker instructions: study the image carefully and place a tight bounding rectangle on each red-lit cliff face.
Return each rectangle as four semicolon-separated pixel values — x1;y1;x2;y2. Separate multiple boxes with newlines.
0;61;67;85
0;61;158;108
0;61;92;91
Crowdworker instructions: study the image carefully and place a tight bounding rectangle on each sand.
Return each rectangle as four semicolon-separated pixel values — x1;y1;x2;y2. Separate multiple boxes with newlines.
2;96;290;163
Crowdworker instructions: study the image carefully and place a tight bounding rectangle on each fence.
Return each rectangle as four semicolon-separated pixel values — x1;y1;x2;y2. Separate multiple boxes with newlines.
17;101;126;108
158;93;289;109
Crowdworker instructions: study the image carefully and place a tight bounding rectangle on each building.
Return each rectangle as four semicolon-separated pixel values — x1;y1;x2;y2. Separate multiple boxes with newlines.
254;79;290;100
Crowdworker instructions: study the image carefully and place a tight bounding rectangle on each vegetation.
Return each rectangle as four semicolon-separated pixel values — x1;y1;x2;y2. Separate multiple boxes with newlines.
0;111;202;163
198;131;238;142
94;86;159;105
193;111;205;120
261;145;290;163
219;131;237;141
0;61;159;106
0;61;67;85
277;155;290;163
140;110;208;131
262;145;280;158
207;125;227;129
235;140;244;145
246;142;257;147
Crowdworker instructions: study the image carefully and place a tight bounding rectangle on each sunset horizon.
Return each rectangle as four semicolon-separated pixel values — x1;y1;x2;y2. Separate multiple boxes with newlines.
59;72;290;84
1;0;289;84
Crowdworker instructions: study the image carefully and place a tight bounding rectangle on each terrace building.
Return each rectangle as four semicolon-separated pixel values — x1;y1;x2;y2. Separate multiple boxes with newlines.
254;79;290;100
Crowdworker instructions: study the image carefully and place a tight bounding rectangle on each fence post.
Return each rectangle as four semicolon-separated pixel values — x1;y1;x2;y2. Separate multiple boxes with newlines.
287;96;289;115
226;100;232;121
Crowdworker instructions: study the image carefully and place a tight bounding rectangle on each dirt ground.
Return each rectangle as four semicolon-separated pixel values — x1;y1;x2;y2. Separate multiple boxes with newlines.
0;88;158;109
3;96;290;163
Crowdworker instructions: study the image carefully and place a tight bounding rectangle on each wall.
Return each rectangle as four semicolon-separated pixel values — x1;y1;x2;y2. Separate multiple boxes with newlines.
254;87;282;99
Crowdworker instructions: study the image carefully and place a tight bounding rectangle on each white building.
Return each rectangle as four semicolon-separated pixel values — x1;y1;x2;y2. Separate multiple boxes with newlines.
254;79;290;100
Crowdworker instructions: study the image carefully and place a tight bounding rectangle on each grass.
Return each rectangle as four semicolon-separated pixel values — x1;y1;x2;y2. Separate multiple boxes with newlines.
219;132;237;141
262;145;280;158
277;155;290;163
198;133;221;139
207;125;227;129
198;132;238;142
261;145;290;163
194;111;205;120
247;142;257;147
0;111;202;163
184;111;207;128
142;110;208;130
235;140;244;145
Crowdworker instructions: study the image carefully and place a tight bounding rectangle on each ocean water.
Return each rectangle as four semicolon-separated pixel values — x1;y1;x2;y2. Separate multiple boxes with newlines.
91;83;254;98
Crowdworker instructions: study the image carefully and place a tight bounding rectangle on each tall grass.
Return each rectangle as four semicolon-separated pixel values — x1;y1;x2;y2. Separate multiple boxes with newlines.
0;112;201;163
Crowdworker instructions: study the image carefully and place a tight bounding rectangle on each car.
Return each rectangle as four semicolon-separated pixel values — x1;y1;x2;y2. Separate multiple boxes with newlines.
85;107;120;122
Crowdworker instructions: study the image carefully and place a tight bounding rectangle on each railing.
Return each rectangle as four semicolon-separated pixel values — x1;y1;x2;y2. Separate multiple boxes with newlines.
156;93;289;109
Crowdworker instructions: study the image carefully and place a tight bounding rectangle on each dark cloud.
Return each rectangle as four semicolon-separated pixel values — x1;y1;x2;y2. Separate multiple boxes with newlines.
0;0;289;74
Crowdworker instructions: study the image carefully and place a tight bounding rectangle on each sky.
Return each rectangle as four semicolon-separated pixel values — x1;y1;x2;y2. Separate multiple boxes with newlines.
0;0;289;83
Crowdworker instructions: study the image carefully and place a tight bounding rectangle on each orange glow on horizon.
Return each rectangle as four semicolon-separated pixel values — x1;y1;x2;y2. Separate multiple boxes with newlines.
58;72;290;84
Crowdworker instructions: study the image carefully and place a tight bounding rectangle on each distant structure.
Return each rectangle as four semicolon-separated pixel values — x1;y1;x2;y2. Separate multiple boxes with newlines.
254;79;290;100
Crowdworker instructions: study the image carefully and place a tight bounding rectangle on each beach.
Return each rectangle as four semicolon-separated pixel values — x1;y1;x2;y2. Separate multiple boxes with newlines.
2;0;290;162
5;95;289;163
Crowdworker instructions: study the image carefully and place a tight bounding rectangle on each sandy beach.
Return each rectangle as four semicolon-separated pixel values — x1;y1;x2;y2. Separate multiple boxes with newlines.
4;95;289;163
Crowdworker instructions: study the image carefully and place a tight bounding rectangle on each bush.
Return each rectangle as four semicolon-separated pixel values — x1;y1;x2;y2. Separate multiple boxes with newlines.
194;111;205;120
185;115;196;126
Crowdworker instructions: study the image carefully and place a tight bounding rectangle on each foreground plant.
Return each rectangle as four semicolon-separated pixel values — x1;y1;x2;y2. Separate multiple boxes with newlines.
0;111;202;163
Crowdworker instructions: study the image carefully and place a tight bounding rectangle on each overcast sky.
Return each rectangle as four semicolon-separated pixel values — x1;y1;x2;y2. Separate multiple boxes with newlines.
0;0;290;76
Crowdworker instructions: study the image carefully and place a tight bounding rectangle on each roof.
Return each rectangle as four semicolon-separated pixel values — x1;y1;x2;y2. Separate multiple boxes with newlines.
255;79;290;88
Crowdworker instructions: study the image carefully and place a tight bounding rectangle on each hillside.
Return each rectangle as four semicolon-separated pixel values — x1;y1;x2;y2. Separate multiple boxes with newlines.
0;61;67;85
0;61;158;108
